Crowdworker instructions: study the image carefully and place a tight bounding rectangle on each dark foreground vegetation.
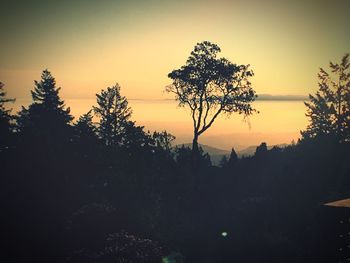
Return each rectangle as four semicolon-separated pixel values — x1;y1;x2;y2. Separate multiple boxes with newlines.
1;49;350;262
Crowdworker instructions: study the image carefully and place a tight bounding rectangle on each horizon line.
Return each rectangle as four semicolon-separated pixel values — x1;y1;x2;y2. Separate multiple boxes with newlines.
12;94;309;102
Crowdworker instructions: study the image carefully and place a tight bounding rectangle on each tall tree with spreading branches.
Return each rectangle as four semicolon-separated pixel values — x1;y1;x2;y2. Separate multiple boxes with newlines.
167;41;257;155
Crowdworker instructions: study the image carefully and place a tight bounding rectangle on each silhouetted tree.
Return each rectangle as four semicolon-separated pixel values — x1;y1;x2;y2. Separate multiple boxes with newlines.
74;110;97;142
167;41;257;155
122;121;152;150
0;82;15;148
152;130;175;152
93;84;132;146
16;69;73;144
73;110;99;160
228;147;238;165
301;53;350;141
301;92;334;139
9;71;75;263
175;145;211;169
220;147;238;169
255;142;267;157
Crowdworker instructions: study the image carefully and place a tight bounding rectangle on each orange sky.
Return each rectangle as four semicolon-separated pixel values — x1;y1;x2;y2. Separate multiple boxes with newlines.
1;0;349;148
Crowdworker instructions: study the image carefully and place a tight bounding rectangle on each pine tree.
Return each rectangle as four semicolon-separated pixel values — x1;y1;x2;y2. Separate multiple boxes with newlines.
227;147;238;166
152;131;175;152
17;70;73;142
74;110;97;141
0;82;15;148
93;84;132;146
0;82;15;115
73;110;99;162
301;92;334;139
255;142;267;157
301;54;350;142
121;121;151;150
329;53;350;140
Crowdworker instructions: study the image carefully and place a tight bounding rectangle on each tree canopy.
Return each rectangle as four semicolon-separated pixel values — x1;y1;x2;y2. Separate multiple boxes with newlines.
301;53;350;142
0;82;15;148
16;70;73;143
93;84;132;146
3;54;350;263
166;41;257;153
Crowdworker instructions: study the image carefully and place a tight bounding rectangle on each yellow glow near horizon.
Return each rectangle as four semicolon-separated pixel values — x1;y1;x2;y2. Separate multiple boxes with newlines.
9;98;307;149
1;0;349;148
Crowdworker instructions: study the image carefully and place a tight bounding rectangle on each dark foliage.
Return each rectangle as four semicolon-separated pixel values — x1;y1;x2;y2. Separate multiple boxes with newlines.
166;41;257;155
301;53;350;142
0;82;15;149
93;84;132;147
2;59;350;263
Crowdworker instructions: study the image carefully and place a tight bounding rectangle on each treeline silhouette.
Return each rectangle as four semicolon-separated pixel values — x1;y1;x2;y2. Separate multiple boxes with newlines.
1;54;350;263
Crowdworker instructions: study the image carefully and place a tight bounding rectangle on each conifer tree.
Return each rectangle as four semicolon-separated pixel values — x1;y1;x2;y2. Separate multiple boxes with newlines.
301;92;334;139
73;110;99;163
228;147;238;166
152;131;175;152
93;84;132;146
255;142;267;157
74;110;97;141
17;70;73;143
121;121;151;149
301;54;350;141
0;82;15;148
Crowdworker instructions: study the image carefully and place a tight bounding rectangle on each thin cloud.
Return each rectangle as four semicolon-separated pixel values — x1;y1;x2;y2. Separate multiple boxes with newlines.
256;94;309;101
128;94;309;102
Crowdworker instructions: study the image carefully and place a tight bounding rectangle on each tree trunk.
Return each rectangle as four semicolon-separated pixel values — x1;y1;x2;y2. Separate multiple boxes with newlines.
191;133;199;174
192;134;199;155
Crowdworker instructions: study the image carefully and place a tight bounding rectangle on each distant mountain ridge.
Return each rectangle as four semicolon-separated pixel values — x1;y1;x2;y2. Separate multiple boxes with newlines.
235;144;288;157
176;143;230;155
175;143;288;165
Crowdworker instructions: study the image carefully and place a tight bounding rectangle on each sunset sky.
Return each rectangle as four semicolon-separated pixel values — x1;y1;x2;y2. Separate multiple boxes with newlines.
1;0;349;149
